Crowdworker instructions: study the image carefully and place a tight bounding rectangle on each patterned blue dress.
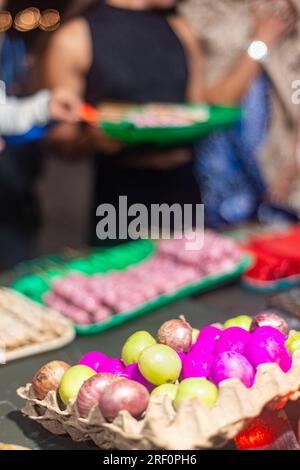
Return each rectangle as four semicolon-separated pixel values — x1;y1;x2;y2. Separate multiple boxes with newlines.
0;35;27;95
195;74;270;228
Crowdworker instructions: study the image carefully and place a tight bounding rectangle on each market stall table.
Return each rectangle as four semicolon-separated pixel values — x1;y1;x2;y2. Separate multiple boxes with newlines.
1;282;299;450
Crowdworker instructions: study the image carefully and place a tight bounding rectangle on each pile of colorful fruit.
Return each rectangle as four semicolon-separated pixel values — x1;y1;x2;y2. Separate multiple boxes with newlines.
44;231;243;325
31;312;300;422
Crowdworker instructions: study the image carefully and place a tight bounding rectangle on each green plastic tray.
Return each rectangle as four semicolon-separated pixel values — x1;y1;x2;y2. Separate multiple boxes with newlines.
76;255;252;335
100;105;242;145
11;240;252;335
11;240;155;304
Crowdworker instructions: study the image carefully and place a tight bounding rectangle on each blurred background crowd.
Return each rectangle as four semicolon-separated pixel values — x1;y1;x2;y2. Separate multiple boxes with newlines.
0;0;300;271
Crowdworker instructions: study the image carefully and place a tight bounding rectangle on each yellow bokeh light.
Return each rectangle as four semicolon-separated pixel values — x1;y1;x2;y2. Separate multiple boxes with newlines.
39;9;60;32
0;11;13;33
14;7;41;32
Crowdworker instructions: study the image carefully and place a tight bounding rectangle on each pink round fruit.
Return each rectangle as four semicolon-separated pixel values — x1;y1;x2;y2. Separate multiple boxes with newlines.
177;351;186;365
210;351;255;388
251;325;286;344
192;325;221;355
245;330;292;372
122;363;155;392
181;351;214;380
98;358;124;375
79;352;107;373
215;327;251;356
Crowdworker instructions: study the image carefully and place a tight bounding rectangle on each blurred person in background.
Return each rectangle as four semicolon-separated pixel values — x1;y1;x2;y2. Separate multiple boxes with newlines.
0;0;79;270
44;0;206;245
45;0;297;245
181;0;300;227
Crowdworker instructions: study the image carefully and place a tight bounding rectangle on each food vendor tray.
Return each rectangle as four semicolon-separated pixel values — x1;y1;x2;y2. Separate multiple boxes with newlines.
11;240;251;336
17;350;300;450
0;288;75;362
242;274;300;293
100;104;242;145
242;226;300;293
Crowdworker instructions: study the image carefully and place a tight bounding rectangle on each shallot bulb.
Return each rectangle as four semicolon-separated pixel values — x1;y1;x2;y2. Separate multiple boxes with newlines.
250;312;289;337
98;379;149;421
157;316;192;353
192;325;221;355
76;373;116;418
32;361;70;400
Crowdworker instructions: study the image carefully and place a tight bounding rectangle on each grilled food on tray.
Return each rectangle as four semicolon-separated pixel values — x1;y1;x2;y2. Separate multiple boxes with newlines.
0;288;75;361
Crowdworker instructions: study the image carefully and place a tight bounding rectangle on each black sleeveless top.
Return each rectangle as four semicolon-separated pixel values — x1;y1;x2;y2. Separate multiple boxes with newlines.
85;3;188;106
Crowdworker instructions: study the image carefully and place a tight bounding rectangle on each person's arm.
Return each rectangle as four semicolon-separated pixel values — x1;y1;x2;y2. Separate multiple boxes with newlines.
172;11;295;105
168;15;205;103
206;11;295;105
0;91;51;135
43;18;122;157
0;88;80;136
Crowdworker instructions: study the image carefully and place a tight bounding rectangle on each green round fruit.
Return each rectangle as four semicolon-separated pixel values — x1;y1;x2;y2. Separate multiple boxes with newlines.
138;344;181;386
192;328;200;345
224;315;252;331
59;365;96;404
174;378;218;410
286;333;300;355
122;331;156;366
151;384;178;401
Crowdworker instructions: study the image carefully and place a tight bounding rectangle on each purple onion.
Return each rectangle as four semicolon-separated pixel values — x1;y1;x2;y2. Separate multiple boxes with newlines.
98;379;149;421
76;373;116;418
251;313;289;337
157;317;193;353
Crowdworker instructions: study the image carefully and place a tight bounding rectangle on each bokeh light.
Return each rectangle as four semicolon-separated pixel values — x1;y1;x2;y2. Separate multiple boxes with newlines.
0;10;13;33
14;7;41;32
235;420;274;450
39;9;60;32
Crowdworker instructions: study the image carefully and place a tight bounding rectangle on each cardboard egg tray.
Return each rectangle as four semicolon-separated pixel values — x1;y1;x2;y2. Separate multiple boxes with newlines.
18;351;300;450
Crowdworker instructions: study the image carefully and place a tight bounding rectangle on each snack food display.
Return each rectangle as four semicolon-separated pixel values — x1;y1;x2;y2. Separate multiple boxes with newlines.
38;232;249;334
0;288;75;362
242;226;300;292
95;103;241;145
18;313;300;450
100;103;210;127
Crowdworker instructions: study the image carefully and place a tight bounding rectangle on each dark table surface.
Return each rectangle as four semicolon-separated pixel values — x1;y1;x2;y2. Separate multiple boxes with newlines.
1;281;300;450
